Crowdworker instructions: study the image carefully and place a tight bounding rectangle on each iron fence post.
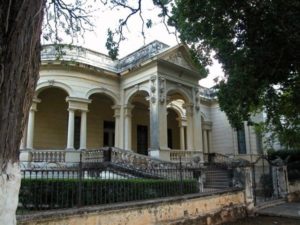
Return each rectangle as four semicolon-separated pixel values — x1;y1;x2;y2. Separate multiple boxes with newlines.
104;147;112;162
179;156;183;195
78;151;83;207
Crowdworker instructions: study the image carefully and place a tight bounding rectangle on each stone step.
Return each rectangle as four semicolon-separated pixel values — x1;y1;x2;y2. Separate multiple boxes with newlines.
254;198;286;211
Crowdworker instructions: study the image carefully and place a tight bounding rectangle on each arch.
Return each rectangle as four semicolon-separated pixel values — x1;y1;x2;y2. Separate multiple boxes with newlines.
34;87;69;149
125;87;150;104
85;87;119;104
36;81;72;96
167;102;185;118
166;87;192;103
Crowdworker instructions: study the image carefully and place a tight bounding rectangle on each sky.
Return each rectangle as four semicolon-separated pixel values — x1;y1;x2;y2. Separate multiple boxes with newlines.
44;1;224;88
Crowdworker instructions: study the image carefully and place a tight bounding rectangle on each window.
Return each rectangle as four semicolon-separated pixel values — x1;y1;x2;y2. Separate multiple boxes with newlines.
237;127;247;154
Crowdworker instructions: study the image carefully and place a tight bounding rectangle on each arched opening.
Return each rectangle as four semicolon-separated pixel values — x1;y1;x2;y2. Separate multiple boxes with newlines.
34;87;68;149
166;89;190;151
87;93;115;148
167;89;190;104
129;90;150;155
167;108;181;149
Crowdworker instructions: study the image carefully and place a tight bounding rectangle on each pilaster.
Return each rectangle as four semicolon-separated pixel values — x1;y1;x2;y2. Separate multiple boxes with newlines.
148;75;169;159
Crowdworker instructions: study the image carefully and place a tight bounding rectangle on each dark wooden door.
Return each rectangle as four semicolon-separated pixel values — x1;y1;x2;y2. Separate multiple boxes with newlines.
137;125;148;155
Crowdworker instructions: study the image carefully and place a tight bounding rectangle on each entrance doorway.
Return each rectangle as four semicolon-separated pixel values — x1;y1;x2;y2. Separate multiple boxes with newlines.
103;121;115;147
137;125;148;155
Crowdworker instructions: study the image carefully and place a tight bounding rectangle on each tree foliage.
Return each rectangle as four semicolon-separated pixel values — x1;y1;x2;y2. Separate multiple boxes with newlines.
170;0;300;149
103;0;176;59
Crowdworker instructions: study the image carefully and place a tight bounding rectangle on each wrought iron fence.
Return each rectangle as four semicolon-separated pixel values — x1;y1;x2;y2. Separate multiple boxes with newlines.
18;148;236;215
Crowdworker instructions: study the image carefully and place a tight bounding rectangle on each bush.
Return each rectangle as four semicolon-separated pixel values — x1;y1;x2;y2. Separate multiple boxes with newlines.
19;178;198;211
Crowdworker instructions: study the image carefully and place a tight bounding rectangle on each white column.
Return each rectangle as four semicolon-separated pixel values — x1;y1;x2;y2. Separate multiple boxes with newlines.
80;110;87;149
124;104;134;150
20;125;27;149
177;118;187;151
26;98;40;149
184;104;194;150
180;125;185;150
208;130;212;153
26;109;35;149
66;109;75;149
66;97;91;150
192;108;203;152
112;105;121;148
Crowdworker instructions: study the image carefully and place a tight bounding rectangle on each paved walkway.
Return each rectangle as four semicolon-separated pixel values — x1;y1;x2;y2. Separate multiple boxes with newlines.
257;202;300;219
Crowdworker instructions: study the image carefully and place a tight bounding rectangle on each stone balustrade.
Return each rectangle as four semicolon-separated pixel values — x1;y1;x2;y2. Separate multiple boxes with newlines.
31;150;66;163
170;150;202;163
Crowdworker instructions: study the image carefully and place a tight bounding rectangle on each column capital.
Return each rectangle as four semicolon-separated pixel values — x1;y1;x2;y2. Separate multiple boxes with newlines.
202;121;213;130
124;104;134;109
112;105;121;117
183;103;194;116
30;98;41;111
124;104;134;117
176;117;187;127
66;97;91;111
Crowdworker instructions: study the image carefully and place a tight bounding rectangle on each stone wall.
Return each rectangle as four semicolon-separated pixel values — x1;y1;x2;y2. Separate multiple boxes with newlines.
18;190;246;225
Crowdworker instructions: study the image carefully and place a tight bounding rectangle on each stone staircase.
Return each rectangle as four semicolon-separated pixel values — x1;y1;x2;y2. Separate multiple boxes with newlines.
82;147;196;180
203;165;233;189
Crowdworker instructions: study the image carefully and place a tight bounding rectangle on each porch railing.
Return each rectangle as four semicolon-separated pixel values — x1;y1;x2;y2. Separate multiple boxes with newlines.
170;150;202;163
31;150;66;162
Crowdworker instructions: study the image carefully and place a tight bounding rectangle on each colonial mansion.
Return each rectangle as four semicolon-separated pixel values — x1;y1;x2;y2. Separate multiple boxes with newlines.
20;41;262;164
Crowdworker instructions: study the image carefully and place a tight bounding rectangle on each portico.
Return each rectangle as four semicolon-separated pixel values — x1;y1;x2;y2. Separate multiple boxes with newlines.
20;41;216;163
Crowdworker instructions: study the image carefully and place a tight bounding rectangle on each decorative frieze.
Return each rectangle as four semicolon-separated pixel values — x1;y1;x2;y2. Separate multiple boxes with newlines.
149;76;157;104
194;87;200;111
158;77;166;104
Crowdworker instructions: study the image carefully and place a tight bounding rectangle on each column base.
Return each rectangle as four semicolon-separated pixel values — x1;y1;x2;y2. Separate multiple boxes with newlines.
149;148;170;161
19;149;32;162
65;150;81;163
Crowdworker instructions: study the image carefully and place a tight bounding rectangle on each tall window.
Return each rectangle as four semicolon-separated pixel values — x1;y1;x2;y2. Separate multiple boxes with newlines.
237;127;247;154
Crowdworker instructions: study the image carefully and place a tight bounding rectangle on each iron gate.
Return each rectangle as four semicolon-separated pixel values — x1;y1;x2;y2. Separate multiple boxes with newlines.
252;156;281;205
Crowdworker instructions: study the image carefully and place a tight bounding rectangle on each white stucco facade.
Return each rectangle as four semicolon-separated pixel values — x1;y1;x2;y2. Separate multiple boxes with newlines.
20;41;262;163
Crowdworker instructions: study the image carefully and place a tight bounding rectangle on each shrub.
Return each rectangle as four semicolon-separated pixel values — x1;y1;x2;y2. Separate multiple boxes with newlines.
19;178;198;211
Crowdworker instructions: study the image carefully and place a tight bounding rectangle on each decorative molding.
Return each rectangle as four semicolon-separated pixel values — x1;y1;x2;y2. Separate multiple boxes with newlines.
48;79;55;86
112;105;121;117
149;76;157;104
66;97;91;112
158;77;166;104
165;51;192;70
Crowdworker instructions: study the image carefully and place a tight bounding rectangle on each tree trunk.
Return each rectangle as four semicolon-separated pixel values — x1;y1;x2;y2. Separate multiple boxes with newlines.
0;1;45;224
